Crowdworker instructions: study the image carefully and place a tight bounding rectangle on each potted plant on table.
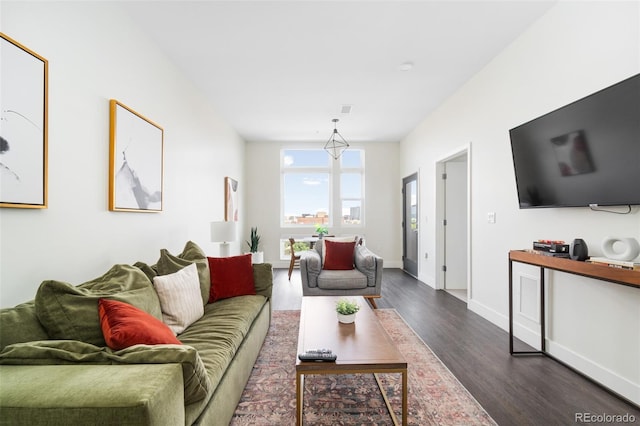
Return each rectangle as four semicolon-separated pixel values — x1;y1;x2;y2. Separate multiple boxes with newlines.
246;227;263;264
335;298;360;324
315;224;329;239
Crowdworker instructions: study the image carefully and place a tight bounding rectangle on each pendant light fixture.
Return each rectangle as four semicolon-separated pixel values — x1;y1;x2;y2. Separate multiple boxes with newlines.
324;118;349;160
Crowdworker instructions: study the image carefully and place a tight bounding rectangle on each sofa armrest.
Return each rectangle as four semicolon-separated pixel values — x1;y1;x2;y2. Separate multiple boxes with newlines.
0;364;184;426
355;246;383;288
300;250;321;288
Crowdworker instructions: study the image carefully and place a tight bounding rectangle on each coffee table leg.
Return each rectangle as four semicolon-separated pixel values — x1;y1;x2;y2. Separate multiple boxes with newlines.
402;368;408;425
296;371;303;425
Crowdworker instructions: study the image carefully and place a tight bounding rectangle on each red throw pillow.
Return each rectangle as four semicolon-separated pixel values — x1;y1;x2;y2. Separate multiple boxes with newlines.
98;298;181;350
207;253;256;303
323;240;356;270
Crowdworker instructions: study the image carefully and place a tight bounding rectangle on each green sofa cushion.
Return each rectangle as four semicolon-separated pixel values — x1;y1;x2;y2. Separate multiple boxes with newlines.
0;364;184;426
0;301;48;351
35;264;162;347
178;295;267;395
0;340;211;404
135;241;211;307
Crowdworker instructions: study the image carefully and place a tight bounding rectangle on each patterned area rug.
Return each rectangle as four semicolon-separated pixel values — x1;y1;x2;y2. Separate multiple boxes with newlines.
231;309;496;425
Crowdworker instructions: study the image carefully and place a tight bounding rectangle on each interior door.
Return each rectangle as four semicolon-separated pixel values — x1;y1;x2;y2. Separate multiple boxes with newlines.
402;173;418;277
444;159;467;290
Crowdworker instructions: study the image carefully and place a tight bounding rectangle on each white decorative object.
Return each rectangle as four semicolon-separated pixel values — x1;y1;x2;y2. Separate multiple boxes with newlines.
251;251;264;264
601;237;640;261
337;313;356;324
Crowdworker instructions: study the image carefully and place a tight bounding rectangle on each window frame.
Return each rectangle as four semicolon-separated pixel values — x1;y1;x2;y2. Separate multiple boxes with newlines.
280;149;334;228
339;150;365;227
280;148;365;229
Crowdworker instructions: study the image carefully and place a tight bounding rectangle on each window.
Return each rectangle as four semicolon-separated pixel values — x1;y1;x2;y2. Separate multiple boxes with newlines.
281;148;364;227
281;149;331;226
340;150;364;225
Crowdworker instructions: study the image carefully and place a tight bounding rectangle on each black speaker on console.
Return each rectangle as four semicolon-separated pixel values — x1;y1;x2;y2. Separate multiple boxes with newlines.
570;238;589;261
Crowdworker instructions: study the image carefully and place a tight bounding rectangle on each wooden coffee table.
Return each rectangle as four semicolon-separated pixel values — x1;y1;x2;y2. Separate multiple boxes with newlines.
295;296;407;425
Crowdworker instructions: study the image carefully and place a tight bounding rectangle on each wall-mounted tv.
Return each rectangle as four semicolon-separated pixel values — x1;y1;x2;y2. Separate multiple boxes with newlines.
509;73;639;209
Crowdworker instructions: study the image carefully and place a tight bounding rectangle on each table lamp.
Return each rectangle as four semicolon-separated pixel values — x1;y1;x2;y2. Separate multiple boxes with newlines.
210;221;237;257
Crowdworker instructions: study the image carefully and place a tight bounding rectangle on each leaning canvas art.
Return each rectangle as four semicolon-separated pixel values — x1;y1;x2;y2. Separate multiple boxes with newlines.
225;176;238;221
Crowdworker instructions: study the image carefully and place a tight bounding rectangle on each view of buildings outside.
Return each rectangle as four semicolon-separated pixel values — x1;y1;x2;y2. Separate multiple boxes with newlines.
282;149;363;227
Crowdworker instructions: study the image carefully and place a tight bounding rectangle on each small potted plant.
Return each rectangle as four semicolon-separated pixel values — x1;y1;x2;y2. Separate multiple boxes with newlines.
315;224;329;239
335;298;360;324
246;227;263;264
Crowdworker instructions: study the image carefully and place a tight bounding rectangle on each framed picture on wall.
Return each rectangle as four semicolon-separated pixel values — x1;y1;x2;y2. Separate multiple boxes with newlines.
225;176;238;221
109;99;164;212
0;33;48;209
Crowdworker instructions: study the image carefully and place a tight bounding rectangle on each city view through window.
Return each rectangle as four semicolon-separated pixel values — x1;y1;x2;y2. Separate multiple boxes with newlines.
282;149;363;227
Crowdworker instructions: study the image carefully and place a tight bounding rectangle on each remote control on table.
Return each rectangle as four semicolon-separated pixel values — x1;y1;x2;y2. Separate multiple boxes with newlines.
305;349;332;354
298;350;337;362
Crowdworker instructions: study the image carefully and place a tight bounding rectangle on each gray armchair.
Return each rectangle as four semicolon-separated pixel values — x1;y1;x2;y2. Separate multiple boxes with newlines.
299;240;383;308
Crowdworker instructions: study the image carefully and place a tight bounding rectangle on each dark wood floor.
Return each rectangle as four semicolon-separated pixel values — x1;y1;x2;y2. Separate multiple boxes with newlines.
272;268;640;425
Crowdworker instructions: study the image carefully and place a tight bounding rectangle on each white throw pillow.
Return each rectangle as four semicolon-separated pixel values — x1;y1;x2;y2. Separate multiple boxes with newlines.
153;263;204;335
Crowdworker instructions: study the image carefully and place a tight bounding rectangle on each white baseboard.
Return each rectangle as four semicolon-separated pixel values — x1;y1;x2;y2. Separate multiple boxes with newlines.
467;298;544;349
468;299;640;406
547;341;640;406
384;260;403;268
467;298;509;331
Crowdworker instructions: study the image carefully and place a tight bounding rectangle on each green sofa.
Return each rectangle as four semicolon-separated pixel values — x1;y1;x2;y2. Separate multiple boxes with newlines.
0;242;273;426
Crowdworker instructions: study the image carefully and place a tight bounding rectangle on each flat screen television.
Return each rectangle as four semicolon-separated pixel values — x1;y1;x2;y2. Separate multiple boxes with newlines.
509;73;640;209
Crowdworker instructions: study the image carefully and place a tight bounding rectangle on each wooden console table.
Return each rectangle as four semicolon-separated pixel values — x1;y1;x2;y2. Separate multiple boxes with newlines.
508;250;640;355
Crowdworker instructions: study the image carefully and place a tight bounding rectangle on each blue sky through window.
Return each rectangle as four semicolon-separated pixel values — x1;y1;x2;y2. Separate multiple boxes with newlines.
283;172;329;218
282;149;363;224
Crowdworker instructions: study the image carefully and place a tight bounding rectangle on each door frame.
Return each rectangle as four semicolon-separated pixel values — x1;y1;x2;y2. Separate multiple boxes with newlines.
435;144;472;297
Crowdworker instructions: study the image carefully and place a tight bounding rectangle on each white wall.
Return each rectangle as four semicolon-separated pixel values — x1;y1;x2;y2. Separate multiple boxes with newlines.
400;1;640;404
244;141;401;267
0;2;246;308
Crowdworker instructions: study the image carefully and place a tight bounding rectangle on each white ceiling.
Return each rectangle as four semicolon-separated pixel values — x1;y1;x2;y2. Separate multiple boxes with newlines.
121;1;556;144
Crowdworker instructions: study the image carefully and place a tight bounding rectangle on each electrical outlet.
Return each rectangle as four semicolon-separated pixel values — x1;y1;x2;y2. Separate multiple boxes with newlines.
487;212;496;224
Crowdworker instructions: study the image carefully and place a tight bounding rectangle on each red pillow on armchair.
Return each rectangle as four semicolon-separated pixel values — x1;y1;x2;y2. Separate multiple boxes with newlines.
323;240;356;270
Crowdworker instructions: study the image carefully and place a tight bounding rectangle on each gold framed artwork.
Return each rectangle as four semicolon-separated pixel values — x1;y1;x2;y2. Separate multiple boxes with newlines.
225;176;238;221
0;33;48;209
109;99;163;212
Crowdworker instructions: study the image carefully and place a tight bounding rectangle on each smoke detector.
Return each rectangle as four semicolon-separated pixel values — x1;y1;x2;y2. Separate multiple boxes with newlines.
398;61;414;72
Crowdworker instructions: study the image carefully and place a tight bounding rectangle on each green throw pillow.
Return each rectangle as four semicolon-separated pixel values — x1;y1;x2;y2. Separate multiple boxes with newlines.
0;301;49;351
252;263;273;298
132;261;158;282
35;264;162;347
155;241;210;306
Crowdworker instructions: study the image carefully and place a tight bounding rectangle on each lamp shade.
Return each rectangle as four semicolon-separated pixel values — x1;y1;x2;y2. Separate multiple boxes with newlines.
210;221;237;243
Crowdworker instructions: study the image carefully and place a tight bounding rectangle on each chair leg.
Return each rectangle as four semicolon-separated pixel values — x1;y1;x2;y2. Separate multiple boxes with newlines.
365;296;379;309
288;260;294;280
